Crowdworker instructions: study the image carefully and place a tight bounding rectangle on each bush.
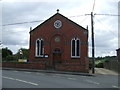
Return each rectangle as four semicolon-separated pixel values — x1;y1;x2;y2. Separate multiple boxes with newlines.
2;48;13;59
5;55;17;62
95;62;103;68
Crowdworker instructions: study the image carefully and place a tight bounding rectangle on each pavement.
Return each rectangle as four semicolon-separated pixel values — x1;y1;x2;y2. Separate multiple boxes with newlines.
94;68;118;75
2;67;118;76
2;67;94;76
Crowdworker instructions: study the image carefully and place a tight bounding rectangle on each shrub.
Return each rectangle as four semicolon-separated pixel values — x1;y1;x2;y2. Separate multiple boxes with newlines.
5;55;17;62
95;62;103;68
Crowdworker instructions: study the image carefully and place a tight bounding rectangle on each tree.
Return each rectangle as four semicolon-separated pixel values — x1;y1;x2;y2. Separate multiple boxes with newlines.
2;47;13;59
16;48;29;59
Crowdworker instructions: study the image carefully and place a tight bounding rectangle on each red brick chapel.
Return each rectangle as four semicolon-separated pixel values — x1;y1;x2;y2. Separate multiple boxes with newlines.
29;10;89;72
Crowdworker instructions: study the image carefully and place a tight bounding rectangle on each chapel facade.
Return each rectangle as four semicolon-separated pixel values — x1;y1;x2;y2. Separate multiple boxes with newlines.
29;11;89;72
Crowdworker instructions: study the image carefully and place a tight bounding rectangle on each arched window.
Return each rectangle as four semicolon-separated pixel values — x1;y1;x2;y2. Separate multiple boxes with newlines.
71;38;80;58
36;38;44;57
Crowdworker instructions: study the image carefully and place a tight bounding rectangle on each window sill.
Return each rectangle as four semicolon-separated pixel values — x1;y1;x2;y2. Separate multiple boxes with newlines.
71;56;80;58
35;55;44;58
35;55;49;58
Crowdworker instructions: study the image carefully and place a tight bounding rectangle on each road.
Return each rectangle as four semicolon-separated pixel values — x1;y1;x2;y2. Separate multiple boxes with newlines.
2;70;119;88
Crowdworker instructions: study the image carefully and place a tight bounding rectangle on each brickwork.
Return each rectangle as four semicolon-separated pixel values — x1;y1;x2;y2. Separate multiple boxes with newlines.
2;62;45;69
29;13;89;72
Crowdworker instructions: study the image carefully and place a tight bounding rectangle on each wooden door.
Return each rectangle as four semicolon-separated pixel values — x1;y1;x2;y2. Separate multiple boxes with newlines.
53;49;62;69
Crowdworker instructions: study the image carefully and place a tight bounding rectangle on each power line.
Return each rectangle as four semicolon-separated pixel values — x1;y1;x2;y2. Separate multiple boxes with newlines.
2;20;44;26
2;14;86;26
79;15;89;24
88;12;118;74
94;14;120;16
92;0;96;12
2;13;119;27
68;14;86;18
95;18;117;37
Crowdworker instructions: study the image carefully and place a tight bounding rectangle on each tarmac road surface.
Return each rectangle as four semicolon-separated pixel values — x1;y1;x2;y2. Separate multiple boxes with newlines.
2;69;119;88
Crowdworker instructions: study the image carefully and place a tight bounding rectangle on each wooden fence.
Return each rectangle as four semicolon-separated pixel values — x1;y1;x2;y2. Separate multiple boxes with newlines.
103;60;120;74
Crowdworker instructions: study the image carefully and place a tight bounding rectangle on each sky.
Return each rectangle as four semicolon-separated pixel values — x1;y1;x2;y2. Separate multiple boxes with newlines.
1;0;119;57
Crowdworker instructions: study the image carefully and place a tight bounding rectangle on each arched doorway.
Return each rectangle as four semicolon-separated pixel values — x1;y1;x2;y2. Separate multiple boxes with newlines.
50;34;65;69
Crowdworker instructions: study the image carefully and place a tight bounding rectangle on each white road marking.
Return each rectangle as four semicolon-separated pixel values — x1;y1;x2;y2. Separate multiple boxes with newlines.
85;79;100;85
81;76;87;78
24;72;31;74
36;73;45;75
2;76;38;86
67;77;76;80
112;85;119;88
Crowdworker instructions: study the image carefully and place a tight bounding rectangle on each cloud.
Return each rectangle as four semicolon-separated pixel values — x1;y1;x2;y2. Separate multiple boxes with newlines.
2;0;119;57
2;27;29;45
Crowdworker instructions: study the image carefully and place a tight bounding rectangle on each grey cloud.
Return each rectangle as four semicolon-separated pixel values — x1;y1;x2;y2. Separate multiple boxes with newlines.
2;26;29;46
2;1;118;56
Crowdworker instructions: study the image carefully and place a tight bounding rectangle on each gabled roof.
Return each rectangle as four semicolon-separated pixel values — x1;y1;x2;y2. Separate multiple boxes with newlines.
30;13;88;33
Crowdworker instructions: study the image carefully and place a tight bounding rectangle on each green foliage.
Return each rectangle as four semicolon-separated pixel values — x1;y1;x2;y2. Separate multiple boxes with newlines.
95;62;103;68
2;48;13;61
2;47;29;62
16;48;29;59
95;56;117;68
5;55;17;61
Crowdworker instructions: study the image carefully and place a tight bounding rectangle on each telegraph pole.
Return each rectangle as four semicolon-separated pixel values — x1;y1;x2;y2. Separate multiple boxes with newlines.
91;12;95;74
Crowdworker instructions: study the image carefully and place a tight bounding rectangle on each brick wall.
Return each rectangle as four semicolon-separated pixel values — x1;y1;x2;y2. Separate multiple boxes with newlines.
55;64;89;73
2;61;89;73
55;58;89;73
2;62;46;69
29;13;89;72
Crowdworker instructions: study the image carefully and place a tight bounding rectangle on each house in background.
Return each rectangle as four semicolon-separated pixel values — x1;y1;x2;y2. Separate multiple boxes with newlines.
29;10;89;72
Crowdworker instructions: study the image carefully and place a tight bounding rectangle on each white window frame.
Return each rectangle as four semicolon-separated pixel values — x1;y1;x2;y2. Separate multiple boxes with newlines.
35;38;44;57
71;38;80;58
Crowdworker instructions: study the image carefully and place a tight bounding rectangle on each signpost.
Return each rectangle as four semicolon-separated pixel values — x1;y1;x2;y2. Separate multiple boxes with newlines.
18;49;27;62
